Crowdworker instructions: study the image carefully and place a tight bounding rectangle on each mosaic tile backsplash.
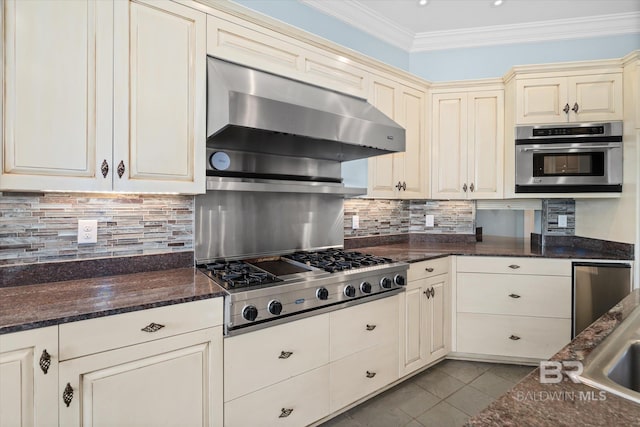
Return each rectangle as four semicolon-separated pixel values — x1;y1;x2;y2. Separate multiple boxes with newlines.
344;199;475;237
0;193;193;266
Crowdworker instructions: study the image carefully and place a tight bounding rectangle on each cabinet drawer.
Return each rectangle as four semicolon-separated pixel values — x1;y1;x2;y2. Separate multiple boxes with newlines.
457;313;570;359
225;313;329;401
457;273;571;318
330;295;399;361
407;257;449;282
330;343;399;413
225;365;330;427
457;256;570;276
59;298;222;360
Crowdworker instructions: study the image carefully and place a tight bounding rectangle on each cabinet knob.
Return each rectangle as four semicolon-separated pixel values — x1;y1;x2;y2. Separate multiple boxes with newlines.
563;103;570;114
39;349;51;374
366;324;376;331
63;383;74;407
430;287;435;298
423;289;430;298
141;322;165;333
509;293;521;299
470;183;475;192
508;264;520;270
117;160;126;178
572;102;579;113
100;160;109;178
279;408;294;418
462;183;468;192
425;267;434;273
402;181;407;191
509;335;521;341
278;351;293;359
366;371;377;378
395;181;403;190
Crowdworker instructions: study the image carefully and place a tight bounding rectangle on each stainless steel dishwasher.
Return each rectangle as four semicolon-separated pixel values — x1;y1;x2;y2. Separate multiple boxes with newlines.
573;262;633;337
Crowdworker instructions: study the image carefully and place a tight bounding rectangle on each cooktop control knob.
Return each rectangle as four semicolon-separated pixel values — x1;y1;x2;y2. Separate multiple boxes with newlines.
380;277;392;289
344;285;356;298
316;287;329;300
268;300;283;315
394;274;406;286
242;305;258;321
360;281;372;294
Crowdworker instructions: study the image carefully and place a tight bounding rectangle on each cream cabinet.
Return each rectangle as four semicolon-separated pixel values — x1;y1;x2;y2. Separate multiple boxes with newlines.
0;0;205;194
400;258;451;377
515;73;623;124
431;89;504;200
368;76;428;199
58;299;223;427
0;327;58;427
456;256;571;361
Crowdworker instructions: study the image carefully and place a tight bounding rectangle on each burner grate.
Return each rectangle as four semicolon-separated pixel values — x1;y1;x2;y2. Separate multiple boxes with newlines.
199;261;282;289
284;249;393;273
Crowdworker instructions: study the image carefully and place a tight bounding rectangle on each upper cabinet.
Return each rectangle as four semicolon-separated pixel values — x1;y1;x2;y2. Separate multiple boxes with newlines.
0;0;206;194
515;72;623;124
431;87;504;200
367;75;429;199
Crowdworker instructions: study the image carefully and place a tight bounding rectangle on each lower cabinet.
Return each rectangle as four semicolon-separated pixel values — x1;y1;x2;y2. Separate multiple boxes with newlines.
400;258;451;377
0;326;58;427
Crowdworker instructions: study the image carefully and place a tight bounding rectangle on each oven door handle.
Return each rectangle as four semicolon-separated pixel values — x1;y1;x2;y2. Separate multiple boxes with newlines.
521;143;621;152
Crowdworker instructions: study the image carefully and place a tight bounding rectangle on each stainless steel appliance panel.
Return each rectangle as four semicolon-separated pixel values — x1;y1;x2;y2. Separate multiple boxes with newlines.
573;262;632;337
195;191;343;262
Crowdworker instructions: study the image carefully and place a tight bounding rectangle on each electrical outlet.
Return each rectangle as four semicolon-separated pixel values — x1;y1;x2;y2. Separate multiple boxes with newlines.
425;214;435;227
78;220;98;244
352;215;360;229
558;215;568;228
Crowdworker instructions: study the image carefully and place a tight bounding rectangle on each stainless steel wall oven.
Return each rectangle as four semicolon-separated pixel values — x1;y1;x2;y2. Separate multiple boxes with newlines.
515;122;623;193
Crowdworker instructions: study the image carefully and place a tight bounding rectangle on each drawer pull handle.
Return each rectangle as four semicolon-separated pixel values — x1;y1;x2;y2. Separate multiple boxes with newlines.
425;267;434;272
63;383;74;407
366;324;376;331
141;322;165;333
279;408;294;418
509;335;521;341
509;294;521;299
508;264;521;270
117;160;126;178
39;349;51;374
366;371;377;378
278;351;293;359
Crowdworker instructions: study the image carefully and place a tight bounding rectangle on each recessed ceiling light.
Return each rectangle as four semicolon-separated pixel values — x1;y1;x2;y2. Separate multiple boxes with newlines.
493;0;504;6
418;0;428;6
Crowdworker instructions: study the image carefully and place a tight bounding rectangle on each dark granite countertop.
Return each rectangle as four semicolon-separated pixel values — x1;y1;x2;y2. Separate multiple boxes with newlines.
0;268;226;335
466;289;640;426
347;236;633;263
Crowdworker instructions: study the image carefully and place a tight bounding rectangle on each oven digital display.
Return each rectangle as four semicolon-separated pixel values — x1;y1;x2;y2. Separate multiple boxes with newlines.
532;126;605;137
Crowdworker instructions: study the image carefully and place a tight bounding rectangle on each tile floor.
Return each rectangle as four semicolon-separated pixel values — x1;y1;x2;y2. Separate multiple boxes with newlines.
320;360;535;427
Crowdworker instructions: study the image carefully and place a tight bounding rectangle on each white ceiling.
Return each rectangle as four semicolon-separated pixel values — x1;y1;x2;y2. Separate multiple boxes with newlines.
300;0;640;51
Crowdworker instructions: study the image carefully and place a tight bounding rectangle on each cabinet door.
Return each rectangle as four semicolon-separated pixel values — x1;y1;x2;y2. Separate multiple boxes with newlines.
0;0;113;192
467;90;504;199
515;77;568;124
431;93;467;199
0;327;58;427
113;0;206;193
399;284;428;376
569;74;623;122
59;327;223;427
425;274;451;363
367;78;398;197
396;86;428;199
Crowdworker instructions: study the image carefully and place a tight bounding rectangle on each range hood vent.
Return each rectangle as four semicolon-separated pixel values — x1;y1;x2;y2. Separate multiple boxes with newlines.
207;57;405;161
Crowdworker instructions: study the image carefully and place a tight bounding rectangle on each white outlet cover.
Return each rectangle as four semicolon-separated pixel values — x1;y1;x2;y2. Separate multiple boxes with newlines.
78;220;98;244
352;215;360;229
425;215;435;227
558;215;568;228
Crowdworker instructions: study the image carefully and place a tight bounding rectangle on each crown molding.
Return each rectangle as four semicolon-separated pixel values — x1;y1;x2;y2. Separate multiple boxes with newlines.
300;0;414;51
412;12;640;52
300;1;639;53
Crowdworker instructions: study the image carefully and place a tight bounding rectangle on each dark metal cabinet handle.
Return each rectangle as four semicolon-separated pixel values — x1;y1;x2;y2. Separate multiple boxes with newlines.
402;181;407;191
278;351;293;359
509;293;521;299
279;408;294;418
100;160;109;178
39;349;51;374
423;289;430;298
117;160;125;178
425;267;434;273
463;183;468;192
366;324;376;331
508;264;520;270
572;102;579;113
141;322;165;333
366;371;377;378
509;335;521;341
563;103;570;114
395;181;406;191
430;287;435;298
470;183;475;192
63;383;74;407
395;181;403;190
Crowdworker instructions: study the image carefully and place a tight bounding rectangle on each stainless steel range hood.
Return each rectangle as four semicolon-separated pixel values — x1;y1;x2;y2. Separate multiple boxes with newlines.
207;57;405;161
